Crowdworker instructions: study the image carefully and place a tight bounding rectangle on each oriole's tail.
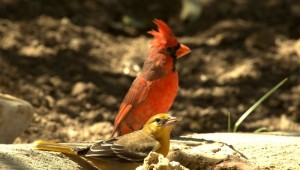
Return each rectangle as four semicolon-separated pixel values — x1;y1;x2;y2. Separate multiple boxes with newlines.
33;140;77;155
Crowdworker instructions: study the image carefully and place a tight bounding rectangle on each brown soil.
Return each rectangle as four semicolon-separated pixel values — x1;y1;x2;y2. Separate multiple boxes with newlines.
0;0;299;143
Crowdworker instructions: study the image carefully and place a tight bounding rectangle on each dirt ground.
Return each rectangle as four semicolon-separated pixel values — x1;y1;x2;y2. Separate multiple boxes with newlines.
0;0;299;143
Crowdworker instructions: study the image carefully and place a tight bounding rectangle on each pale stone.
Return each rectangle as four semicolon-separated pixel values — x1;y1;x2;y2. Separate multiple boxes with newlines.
137;152;188;170
0;133;299;169
0;93;34;143
71;82;88;96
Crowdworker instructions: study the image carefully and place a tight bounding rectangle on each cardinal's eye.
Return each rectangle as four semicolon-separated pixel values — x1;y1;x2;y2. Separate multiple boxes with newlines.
165;44;180;56
166;47;175;53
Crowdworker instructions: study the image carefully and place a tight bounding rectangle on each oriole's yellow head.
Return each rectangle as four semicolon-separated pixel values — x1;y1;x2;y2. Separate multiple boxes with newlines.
142;113;181;157
142;113;181;140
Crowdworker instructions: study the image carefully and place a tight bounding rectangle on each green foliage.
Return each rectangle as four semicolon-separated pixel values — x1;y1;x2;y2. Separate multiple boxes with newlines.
227;111;231;132
254;127;269;133
227;78;288;132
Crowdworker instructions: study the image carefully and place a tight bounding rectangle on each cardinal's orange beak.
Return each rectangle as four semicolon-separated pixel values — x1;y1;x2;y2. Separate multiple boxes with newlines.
176;44;191;58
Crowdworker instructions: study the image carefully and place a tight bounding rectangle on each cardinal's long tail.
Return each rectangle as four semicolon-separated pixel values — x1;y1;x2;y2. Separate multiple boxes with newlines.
33;140;77;155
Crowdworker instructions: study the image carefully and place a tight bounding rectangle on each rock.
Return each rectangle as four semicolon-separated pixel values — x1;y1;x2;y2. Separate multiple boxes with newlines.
0;144;90;170
168;137;252;169
0;93;34;143
171;133;300;169
71;82;96;96
137;152;188;170
0;133;299;169
19;44;56;57
49;76;63;88
72;82;86;96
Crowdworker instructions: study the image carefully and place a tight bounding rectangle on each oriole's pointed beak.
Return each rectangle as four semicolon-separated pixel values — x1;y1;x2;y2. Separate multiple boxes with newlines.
176;44;191;58
164;116;182;126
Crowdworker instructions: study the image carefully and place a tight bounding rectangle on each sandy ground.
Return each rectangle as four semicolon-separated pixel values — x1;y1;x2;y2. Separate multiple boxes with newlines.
0;0;299;145
187;133;300;169
0;133;299;169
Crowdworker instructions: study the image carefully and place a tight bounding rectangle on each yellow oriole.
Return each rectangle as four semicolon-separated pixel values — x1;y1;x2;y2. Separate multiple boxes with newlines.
34;113;181;170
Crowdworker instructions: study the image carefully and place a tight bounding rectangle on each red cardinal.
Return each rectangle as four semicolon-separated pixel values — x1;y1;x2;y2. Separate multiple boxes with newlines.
112;19;191;136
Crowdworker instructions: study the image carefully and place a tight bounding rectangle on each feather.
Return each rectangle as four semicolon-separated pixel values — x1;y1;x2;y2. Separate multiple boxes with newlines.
148;19;179;47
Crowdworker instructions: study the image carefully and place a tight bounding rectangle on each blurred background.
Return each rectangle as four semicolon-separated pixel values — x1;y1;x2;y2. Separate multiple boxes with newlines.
0;0;299;143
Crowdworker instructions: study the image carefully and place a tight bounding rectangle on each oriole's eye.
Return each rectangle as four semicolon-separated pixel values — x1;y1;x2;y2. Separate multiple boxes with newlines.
154;118;162;123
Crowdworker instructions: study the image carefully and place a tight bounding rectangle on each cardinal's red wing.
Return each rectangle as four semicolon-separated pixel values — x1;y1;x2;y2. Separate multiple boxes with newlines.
112;77;150;136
